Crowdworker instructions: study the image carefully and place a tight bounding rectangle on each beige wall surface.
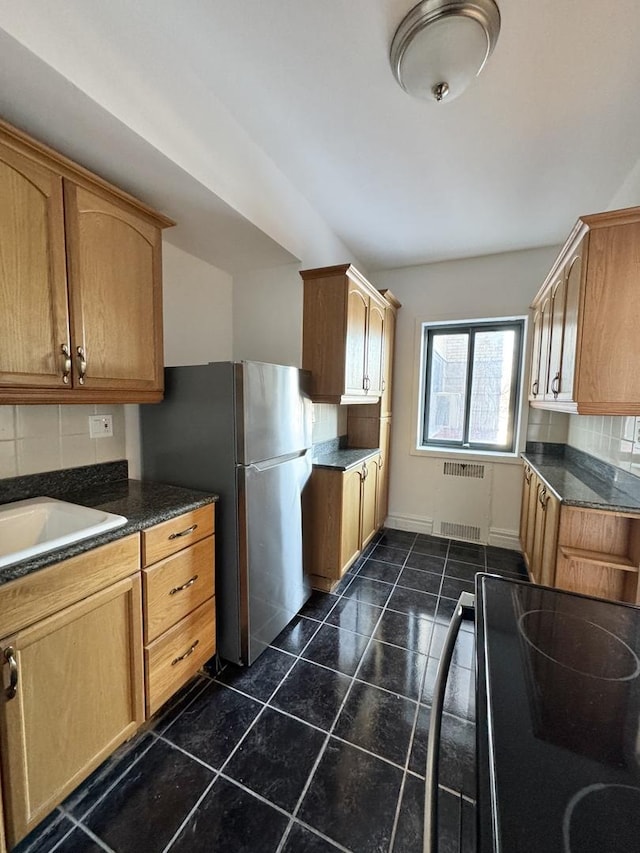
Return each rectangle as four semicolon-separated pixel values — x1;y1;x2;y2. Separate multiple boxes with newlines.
372;245;560;548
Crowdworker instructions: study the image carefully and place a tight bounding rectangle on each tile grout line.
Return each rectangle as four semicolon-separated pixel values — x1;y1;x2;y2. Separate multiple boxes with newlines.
53;809;117;853
386;536;450;853
275;534;420;853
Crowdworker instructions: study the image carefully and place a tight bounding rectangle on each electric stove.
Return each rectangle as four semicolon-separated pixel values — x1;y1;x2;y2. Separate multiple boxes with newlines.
476;574;640;853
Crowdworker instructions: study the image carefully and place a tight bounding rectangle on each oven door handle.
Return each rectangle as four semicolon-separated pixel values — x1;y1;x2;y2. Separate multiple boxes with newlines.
424;591;475;853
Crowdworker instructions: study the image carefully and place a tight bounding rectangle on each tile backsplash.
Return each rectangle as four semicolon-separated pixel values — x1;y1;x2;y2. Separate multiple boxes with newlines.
567;414;640;474
525;408;569;444
312;403;348;445
0;405;126;479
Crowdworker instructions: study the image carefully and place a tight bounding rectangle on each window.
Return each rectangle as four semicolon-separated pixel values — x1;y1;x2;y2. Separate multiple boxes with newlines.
419;319;524;453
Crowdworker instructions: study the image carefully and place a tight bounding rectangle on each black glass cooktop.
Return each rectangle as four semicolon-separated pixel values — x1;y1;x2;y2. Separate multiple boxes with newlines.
476;575;640;853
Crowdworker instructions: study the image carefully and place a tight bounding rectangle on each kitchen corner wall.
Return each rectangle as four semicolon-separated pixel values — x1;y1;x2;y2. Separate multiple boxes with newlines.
526;409;569;444
372;245;561;549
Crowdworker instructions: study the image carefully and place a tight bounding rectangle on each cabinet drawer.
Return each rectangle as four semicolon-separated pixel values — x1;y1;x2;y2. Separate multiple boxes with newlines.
143;537;214;643
144;598;216;717
141;505;214;567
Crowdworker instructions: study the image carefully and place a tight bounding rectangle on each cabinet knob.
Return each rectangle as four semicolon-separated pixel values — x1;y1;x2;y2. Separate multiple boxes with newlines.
76;346;87;385
60;344;72;384
3;646;18;701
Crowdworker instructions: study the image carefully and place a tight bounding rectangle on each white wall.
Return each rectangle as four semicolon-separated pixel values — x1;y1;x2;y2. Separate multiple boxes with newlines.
372;245;560;548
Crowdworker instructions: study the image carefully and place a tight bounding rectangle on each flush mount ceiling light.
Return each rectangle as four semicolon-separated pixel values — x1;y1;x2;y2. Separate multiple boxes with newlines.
390;0;501;103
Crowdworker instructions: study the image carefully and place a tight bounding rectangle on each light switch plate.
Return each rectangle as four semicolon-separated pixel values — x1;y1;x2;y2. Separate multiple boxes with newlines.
89;415;113;439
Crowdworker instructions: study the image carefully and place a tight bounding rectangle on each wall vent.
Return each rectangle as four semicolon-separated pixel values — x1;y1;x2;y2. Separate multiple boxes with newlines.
443;462;485;479
439;521;481;542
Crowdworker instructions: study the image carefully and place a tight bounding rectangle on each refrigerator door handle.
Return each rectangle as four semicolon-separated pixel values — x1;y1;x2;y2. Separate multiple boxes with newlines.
244;449;309;473
424;591;475;853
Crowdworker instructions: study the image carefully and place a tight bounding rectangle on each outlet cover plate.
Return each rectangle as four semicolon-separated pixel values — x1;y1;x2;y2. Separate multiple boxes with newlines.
89;415;113;439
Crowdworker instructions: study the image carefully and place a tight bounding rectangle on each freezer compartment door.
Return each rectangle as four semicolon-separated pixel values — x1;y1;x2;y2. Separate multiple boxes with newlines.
236;361;312;465
239;451;312;664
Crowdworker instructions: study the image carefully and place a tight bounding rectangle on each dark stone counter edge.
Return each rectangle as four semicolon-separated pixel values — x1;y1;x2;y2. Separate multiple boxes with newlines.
0;474;218;587
521;445;640;515
313;447;380;471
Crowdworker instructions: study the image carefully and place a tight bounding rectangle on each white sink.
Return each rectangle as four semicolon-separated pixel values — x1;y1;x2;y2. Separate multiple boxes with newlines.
0;497;127;569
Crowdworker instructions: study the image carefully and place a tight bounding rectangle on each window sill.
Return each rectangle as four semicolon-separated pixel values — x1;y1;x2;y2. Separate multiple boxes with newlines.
410;445;524;465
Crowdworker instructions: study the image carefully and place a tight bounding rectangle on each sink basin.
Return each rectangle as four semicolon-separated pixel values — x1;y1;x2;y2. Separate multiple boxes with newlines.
0;497;127;568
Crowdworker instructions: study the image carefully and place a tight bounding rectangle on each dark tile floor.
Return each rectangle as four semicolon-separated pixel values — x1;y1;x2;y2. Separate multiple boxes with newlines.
15;530;528;853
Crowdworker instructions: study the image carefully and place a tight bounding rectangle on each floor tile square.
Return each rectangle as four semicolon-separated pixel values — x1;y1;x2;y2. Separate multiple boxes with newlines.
299;739;403;852
370;543;409;565
405;552;446;574
440;575;475;601
334;681;417;766
326;596;383;637
357;557;403;584
340;575;393;608
224;707;325;811
445;560;484;584
392;772;424;853
302;623;370;676
485;546;527;573
387;586;439;620
440;713;476;799
281;822;344;852
271;614;320;654
397;566;442;596
162;681;262;769
170;776;288;853
408;703;431;777
430;622;475;669
83;738;214;853
299;591;340;621
376;530;417;549
270;658;351;731
373;609;434;655
411;536;449;558
448;543;485;566
421;658;475;721
216;646;295;701
51;828;108;853
357;640;426;700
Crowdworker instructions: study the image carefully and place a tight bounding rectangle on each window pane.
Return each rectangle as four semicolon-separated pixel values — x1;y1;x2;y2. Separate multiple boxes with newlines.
427;333;469;442
468;329;516;446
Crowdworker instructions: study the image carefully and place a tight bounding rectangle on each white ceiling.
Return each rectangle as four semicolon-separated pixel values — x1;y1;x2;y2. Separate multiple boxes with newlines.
2;0;640;271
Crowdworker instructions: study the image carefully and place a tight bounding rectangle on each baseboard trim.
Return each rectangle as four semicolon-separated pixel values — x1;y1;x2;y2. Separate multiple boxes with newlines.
488;528;521;551
385;514;434;535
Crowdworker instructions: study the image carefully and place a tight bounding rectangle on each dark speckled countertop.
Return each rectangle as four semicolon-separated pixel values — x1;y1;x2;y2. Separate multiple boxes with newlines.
522;443;640;514
311;436;379;471
0;460;217;586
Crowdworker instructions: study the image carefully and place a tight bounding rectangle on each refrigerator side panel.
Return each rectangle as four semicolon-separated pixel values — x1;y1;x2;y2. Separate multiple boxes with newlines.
140;363;244;664
240;451;312;664
237;362;312;464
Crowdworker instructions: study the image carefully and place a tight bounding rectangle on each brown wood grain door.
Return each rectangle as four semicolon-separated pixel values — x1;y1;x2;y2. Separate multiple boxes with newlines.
344;285;368;397
546;275;566;399
529;307;544;401
380;307;396;417
64;182;163;392
0;142;70;388
0;576;144;848
376;418;391;530
520;464;532;557
366;301;385;397
340;467;363;572
360;458;379;548
556;246;584;403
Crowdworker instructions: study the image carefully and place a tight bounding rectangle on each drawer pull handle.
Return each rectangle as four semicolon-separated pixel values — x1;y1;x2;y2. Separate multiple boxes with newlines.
76;345;87;385
60;343;72;384
172;639;199;666
3;647;18;700
169;575;199;595
169;524;198;540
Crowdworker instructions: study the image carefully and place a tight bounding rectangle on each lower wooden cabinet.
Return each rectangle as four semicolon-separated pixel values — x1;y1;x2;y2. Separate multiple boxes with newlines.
0;572;144;848
519;466;640;603
303;457;379;591
141;505;216;719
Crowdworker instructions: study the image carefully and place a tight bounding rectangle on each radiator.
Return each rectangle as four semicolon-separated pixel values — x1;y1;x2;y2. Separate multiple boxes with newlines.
431;461;493;543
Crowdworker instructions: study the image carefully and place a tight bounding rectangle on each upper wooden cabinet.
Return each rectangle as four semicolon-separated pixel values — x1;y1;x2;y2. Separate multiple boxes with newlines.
529;207;640;414
301;264;388;404
0;118;173;404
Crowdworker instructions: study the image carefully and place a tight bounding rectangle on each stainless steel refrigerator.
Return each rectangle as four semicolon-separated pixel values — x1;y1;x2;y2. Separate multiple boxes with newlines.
140;361;312;665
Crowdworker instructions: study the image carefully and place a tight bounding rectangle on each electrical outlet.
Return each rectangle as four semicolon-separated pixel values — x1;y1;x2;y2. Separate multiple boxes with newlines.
89;415;113;439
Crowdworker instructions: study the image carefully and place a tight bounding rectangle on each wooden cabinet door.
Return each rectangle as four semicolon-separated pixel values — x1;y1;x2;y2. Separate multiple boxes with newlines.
556;247;583;403
344;284;368;397
530;482;547;583
529;307;544;401
520;464;532;556
376;418;391;530
340;467;363;572
525;472;540;570
360;459;379;548
64;182;163;393
0;142;70;389
539;490;560;587
365;301;385;397
0;576;144;847
546;275;566;399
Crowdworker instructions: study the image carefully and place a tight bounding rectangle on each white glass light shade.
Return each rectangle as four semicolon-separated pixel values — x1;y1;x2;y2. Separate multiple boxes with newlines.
390;0;501;103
